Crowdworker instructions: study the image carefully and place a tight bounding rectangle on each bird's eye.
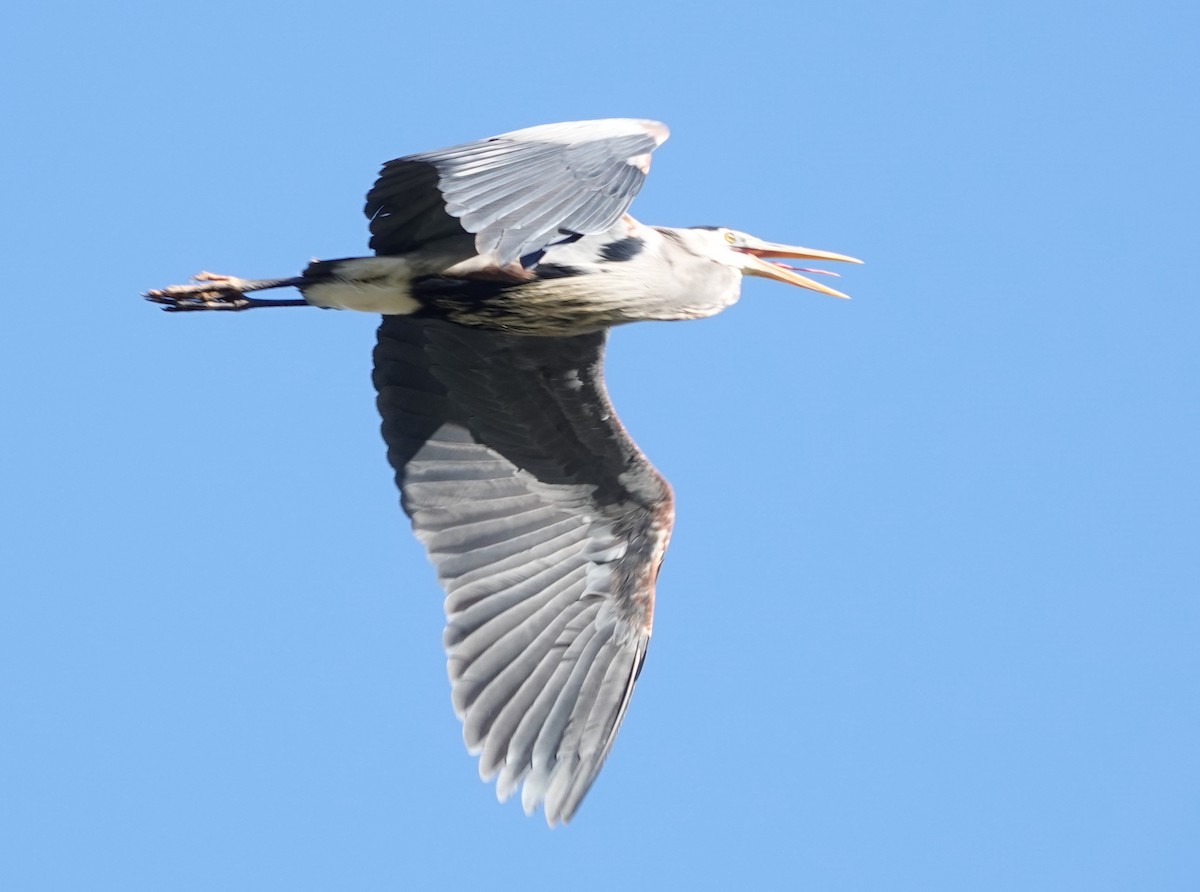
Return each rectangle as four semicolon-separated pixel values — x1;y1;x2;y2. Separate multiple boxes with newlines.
724;231;737;244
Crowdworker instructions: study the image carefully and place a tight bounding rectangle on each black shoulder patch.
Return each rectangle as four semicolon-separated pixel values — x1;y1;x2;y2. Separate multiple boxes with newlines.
412;276;510;305
521;233;586;268
599;236;645;263
536;264;586;279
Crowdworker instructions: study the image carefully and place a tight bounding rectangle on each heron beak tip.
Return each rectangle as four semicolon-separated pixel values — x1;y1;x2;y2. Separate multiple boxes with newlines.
742;251;857;299
735;237;861;298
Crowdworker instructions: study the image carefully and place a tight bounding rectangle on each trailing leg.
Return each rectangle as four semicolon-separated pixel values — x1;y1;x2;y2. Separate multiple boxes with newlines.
144;271;312;312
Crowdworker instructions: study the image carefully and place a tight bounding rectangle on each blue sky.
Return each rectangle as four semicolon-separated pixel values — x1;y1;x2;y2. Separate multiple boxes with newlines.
3;1;1198;889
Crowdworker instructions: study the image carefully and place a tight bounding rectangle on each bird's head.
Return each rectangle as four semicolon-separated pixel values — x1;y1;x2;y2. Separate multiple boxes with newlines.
691;226;862;299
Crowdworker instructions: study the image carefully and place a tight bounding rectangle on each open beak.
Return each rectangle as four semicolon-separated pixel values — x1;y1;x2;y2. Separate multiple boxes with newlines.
738;236;863;299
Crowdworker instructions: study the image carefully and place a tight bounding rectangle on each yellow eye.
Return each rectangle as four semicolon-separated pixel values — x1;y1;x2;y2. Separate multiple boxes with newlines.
724;231;736;244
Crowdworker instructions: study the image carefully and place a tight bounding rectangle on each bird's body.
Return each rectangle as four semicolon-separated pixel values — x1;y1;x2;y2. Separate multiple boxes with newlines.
301;218;744;334
146;119;860;824
300;219;748;336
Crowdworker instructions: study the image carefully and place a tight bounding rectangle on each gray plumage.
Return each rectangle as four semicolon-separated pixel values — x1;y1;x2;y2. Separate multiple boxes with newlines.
144;118;861;825
368;119;668;265
375;318;668;823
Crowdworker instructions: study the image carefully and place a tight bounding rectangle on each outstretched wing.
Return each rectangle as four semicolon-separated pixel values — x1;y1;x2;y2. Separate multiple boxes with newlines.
373;317;674;825
365;119;669;265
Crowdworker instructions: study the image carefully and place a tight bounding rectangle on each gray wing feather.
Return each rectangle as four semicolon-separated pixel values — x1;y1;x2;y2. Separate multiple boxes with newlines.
366;119;669;264
373;317;674;825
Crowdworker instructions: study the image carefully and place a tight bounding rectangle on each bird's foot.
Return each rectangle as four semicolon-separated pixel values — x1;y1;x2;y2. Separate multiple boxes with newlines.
144;271;256;312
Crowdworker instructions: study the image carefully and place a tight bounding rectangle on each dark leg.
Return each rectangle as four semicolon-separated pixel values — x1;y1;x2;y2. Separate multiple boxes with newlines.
144;271;312;312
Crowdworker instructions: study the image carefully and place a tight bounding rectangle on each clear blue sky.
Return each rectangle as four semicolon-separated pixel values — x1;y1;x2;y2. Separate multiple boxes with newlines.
3;1;1197;889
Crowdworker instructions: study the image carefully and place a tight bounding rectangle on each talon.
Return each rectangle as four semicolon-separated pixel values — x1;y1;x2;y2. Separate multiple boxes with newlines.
143;271;307;312
142;278;252;312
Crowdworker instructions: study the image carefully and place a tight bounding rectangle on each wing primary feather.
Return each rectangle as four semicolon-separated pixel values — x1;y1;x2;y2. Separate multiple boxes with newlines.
447;564;586;682
425;502;566;553
556;644;642;820
478;632;576;785
541;639;624;821
499;617;600;806
457;592;592;751
521;616;612;817
427;518;586;578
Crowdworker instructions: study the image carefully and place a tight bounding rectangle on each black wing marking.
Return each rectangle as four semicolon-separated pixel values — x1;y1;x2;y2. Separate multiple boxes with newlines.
366;119;669;265
373;317;674;825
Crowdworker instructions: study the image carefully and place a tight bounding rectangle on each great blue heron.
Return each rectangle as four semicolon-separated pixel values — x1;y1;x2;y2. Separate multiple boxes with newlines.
146;118;861;825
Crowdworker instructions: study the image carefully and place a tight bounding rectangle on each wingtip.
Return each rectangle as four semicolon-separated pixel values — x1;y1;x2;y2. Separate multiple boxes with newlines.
638;119;670;146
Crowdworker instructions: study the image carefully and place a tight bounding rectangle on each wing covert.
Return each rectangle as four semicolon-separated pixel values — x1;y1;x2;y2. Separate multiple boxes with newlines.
373;316;674;824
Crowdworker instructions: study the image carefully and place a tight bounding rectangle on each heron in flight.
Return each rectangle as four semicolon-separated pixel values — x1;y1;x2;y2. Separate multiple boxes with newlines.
146;119;861;825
